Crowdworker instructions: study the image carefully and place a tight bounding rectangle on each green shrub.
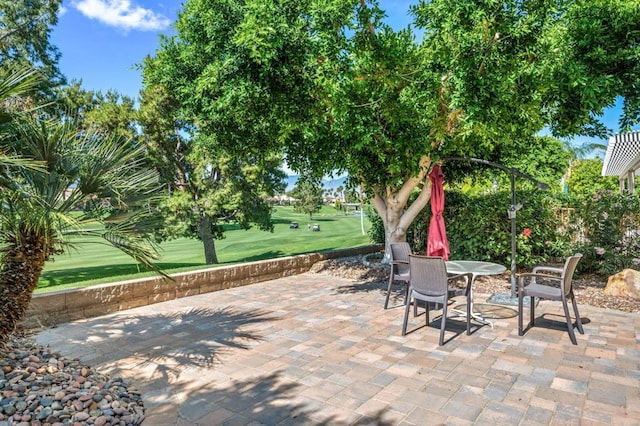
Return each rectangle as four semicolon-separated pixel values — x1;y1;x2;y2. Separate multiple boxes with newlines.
369;190;573;268
571;190;640;276
369;188;640;278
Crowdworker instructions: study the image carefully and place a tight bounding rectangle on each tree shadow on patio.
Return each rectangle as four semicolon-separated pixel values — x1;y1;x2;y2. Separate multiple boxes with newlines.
156;371;400;424
334;279;389;297
66;306;279;389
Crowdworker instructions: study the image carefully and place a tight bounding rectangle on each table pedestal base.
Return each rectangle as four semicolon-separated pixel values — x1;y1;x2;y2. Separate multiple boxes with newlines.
451;307;494;328
486;293;535;307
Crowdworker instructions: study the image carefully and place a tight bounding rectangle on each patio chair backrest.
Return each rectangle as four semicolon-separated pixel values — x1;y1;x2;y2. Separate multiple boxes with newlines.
409;255;448;296
561;253;583;296
390;243;411;276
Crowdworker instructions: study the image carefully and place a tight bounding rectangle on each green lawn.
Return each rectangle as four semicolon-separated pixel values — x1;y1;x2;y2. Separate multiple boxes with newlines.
37;205;372;293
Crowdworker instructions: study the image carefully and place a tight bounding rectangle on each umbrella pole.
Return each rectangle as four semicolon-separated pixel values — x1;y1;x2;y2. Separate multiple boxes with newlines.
491;172;521;306
509;173;517;297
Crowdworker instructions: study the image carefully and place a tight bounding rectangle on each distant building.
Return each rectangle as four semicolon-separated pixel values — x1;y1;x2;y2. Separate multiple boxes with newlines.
267;195;296;205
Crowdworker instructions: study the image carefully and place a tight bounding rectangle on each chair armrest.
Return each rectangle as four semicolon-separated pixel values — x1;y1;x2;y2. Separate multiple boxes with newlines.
532;265;563;274
518;272;561;292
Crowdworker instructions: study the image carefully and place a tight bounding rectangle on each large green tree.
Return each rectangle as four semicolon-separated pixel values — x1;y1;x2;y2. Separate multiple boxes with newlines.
300;0;639;252
138;80;286;264
289;179;324;219
545;0;640;136
279;0;570;251
147;0;640;254
0;66;162;341
447;135;571;194
567;158;618;195
0;0;65;87
50;83;138;141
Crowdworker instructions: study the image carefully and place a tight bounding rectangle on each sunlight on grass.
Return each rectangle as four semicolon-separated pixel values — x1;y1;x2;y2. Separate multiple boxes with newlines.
37;206;371;293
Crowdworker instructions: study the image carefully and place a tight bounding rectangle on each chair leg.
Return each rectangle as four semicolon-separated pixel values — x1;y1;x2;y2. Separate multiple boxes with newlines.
518;291;524;336
439;300;447;346
384;275;394;309
570;292;584;334
402;291;412;336
562;299;578;345
529;296;535;326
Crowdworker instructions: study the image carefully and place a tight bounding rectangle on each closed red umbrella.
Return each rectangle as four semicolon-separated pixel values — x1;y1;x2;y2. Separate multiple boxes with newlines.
427;165;450;260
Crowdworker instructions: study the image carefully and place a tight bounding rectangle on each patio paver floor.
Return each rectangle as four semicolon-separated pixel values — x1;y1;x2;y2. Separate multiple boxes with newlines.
35;273;640;425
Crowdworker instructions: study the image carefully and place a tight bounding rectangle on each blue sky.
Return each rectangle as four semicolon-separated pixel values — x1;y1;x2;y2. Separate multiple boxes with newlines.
52;0;416;99
51;0;631;152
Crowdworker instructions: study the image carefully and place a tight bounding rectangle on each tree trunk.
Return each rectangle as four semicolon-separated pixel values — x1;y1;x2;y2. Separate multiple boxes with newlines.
370;156;433;260
199;214;219;264
359;185;366;236
0;232;47;342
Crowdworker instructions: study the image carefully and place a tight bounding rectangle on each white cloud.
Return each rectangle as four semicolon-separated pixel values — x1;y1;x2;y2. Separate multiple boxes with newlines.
72;0;170;31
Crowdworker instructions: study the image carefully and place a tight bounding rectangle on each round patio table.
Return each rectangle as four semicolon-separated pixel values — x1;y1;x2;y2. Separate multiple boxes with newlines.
445;260;506;327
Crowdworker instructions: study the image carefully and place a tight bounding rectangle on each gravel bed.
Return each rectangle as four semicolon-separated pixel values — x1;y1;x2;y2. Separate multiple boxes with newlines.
0;335;145;425
310;256;640;314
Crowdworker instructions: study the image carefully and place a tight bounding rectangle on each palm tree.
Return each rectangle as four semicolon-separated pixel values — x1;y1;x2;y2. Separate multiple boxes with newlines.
0;66;163;341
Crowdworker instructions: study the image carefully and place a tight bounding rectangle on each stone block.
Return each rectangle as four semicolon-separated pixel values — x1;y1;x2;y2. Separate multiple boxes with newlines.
280;257;298;271
149;292;176;304
28;292;67;315
248;262;262;277
120;296;152;310
145;279;177;298
200;281;225;294
64;285;125;311
174;273;204;298
604;269;640;299
255;272;285;283
83;304;118;318
261;259;284;275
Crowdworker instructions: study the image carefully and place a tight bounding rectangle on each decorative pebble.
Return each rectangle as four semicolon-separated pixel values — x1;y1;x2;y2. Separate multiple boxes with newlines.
0;336;145;425
73;412;90;421
36;407;52;420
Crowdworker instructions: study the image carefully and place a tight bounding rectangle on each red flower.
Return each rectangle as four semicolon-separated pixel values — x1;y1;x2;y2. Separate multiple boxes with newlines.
523;228;532;238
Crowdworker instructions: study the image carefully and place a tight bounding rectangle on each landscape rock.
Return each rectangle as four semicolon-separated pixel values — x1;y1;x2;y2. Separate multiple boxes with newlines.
0;336;145;425
604;268;640;299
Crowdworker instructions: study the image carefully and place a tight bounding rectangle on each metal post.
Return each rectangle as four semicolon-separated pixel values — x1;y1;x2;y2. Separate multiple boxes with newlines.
510;172;517;297
441;157;549;306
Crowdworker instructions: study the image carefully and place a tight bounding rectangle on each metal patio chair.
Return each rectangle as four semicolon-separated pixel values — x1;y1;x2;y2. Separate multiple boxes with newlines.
402;255;472;345
518;253;585;345
384;243;412;309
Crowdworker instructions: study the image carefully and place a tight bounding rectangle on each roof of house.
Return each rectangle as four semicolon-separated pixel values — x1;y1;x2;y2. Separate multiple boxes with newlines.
602;130;640;177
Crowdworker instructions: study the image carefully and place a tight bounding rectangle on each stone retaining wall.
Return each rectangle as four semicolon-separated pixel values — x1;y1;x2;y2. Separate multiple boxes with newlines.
24;245;382;329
